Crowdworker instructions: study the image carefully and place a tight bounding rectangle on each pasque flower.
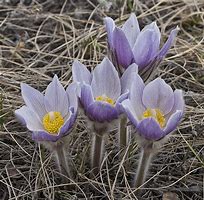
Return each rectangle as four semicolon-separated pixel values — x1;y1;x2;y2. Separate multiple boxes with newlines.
72;57;138;174
72;57;138;123
15;75;78;142
122;76;184;141
104;13;179;77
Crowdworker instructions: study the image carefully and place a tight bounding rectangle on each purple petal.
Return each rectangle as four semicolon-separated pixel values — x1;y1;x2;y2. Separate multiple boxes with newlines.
66;82;78;111
157;26;179;59
45;75;68;117
121;63;138;93
129;74;145;117
15;106;44;131
171;89;185;113
133;23;160;68
72;60;91;84
121;99;139;127
87;101;119;122
164;110;183;135
137;118;164;140
104;17;115;48
112;27;134;69
80;83;94;109
142;78;174;115
91;57;121;100
115;91;129;113
122;13;140;48
59;108;77;136
21;83;46;119
32;131;59;142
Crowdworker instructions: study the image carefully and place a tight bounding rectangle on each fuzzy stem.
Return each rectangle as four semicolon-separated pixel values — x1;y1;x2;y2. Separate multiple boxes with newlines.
119;116;128;149
55;145;71;179
134;147;153;190
91;132;105;175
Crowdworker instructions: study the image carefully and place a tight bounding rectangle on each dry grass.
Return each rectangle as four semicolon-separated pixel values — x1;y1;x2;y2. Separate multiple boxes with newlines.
0;0;204;199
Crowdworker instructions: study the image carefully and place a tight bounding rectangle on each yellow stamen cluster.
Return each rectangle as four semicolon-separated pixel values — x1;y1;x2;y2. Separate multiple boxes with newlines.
42;111;64;134
143;108;166;128
95;95;114;105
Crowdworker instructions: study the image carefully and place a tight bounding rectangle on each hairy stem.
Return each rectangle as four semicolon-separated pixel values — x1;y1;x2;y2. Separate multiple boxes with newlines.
119;116;128;149
134;147;153;190
91;132;105;175
55;145;71;179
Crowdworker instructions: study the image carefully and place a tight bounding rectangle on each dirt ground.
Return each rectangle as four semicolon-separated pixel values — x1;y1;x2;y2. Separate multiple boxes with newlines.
0;0;203;199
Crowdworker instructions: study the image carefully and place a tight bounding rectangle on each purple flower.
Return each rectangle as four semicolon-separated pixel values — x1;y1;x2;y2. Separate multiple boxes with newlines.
72;57;138;123
104;13;179;77
122;76;184;141
15;75;78;142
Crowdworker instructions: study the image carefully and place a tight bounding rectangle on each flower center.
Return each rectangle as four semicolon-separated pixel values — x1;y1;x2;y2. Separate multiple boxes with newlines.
95;95;114;105
143;108;165;128
42;111;64;134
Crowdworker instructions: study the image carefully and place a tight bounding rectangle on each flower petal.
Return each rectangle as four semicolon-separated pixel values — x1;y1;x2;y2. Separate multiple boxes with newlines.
121;63;138;93
164;110;183;135
157;27;179;59
80;83;94;109
137;118;164;140
115;91;129;114
87;101;119;122
121;99;139;127
104;17;115;48
72;60;91;84
171;89;185;113
142;78;174;115
91;57;121;100
59;107;77;136
66;82;78;111
45;75;68;117
129;74;145;117
32;131;59;142
122;13;140;48
112;27;134;69
133;22;160;68
15;106;44;131
21;83;46;119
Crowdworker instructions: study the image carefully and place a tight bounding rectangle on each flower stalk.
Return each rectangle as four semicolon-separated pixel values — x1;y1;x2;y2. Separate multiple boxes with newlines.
54;145;72;179
91;132;105;175
119;115;128;149
134;145;153;189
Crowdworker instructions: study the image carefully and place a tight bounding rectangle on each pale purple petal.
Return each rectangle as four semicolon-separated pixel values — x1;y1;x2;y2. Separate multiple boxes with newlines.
129;74;145;117
122;13;140;48
142;78;174;115
32;131;59;142
164;110;183;135
66;82;78;111
121;63;138;93
137;118;164;140
87;101;119;122
112;27;134;69
59;107;76;135
72;60;91;84
121;99;139;127
104;17;115;48
157;27;179;59
80;83;94;109
171;89;185;113
115;91;129;113
45;75;68;117
15;106;44;131
133;24;160;68
21;83;46;119
91;57;121;100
